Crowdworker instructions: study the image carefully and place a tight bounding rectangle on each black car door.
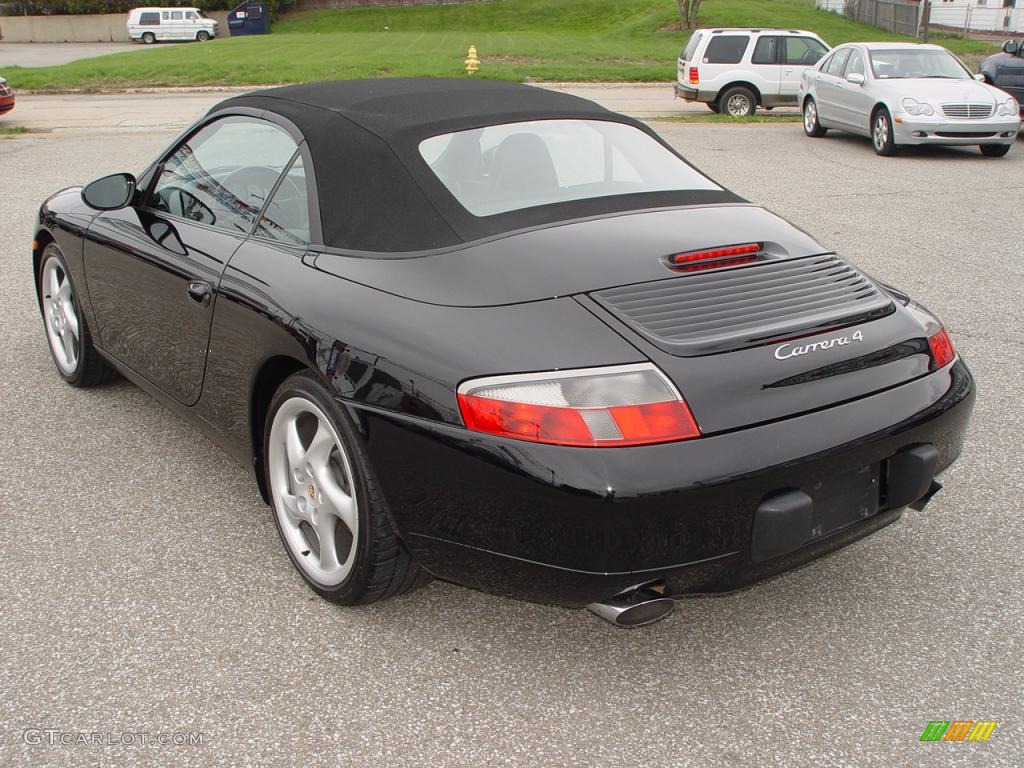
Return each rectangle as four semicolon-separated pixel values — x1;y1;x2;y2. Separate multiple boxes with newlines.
83;115;302;405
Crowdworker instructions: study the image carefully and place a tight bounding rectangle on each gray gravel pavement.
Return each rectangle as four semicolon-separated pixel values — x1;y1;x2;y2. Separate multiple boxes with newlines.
1;121;1021;767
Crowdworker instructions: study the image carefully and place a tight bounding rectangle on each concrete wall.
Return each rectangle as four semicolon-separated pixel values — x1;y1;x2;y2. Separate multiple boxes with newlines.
0;10;230;43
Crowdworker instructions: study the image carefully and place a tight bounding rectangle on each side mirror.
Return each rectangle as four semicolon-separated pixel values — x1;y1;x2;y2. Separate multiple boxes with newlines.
1003;40;1020;55
81;172;137;211
846;72;865;86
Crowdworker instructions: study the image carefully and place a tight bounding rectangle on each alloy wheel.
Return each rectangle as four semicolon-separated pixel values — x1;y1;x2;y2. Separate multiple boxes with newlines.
804;101;817;133
873;115;888;152
726;94;751;116
41;258;80;375
268;396;359;586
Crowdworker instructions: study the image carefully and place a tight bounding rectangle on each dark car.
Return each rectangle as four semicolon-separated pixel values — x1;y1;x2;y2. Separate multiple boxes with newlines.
980;39;1024;102
0;76;15;116
33;79;974;627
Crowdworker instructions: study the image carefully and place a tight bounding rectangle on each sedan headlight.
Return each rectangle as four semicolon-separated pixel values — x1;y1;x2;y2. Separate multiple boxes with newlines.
997;98;1020;117
901;98;934;117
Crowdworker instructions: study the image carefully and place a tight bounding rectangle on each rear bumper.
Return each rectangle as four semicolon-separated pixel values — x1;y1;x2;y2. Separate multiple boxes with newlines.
894;114;1019;145
675;82;713;103
354;360;974;607
0;95;14;115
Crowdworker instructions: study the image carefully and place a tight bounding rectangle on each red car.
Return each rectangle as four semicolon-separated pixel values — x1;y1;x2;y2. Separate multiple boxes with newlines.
0;76;15;116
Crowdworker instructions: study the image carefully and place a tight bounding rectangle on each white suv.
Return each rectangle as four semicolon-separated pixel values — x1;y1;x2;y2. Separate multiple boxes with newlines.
675;28;830;116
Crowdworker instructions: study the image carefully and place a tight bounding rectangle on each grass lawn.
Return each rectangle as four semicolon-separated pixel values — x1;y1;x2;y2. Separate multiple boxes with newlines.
3;0;999;90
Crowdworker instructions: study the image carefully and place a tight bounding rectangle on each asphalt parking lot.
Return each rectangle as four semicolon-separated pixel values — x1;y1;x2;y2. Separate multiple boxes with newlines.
1;109;1022;766
0;43;142;69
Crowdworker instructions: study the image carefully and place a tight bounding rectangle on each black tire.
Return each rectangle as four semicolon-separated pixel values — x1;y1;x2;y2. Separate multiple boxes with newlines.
196;31;210;42
142;32;156;45
719;85;757;117
802;97;827;138
706;102;720;113
38;244;117;388
979;143;1011;158
264;371;431;605
872;107;897;156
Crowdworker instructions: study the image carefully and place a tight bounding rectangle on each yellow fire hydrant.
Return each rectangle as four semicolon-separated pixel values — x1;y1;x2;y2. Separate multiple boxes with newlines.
465;45;480;76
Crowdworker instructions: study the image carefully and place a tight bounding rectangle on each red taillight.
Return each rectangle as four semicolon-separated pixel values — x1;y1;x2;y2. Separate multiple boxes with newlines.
928;327;955;369
689;66;699;85
457;364;701;447
670;243;761;271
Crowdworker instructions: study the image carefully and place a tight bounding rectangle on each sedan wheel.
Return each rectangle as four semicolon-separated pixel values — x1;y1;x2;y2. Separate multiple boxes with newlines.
803;98;827;138
265;372;430;603
872;109;897;156
39;245;116;387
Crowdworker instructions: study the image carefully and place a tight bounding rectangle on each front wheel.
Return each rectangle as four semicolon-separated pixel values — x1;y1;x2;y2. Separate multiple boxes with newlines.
265;372;431;605
38;244;116;387
872;108;897;156
196;31;210;42
719;86;757;117
979;143;1011;158
803;98;827;137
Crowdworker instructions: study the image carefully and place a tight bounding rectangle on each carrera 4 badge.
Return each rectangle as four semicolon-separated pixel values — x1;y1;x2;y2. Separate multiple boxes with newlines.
774;330;865;361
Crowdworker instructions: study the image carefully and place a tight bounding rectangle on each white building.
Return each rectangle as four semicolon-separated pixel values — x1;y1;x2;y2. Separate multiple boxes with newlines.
816;0;1023;34
929;0;1023;33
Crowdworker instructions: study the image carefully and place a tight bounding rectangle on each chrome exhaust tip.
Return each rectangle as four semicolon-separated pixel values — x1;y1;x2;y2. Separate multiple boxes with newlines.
586;585;675;627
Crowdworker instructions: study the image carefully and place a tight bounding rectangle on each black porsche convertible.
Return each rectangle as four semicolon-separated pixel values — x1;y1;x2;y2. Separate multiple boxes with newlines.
34;79;974;626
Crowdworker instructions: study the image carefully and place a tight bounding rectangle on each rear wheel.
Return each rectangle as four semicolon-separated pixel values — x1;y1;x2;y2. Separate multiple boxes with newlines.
803;98;827;137
39;244;116;387
196;31;210;42
979;144;1011;158
719;86;757;117
142;32;156;45
265;372;431;604
872;108;897;156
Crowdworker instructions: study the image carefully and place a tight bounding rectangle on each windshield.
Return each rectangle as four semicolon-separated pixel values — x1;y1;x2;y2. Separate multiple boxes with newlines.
869;48;971;80
419;119;721;217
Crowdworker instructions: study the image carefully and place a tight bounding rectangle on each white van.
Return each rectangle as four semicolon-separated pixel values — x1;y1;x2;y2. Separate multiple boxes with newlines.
128;7;219;44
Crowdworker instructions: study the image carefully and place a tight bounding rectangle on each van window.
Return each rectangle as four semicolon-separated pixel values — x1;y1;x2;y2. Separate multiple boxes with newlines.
752;36;779;65
681;31;703;62
703;36;749;65
784;37;829;66
162;11;169;20
139;11;160;24
171;11;183;20
186;11;197;19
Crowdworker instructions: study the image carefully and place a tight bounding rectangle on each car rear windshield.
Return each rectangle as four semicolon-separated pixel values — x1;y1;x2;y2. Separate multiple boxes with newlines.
869;49;970;79
419;119;722;218
681;31;703;62
703;35;750;64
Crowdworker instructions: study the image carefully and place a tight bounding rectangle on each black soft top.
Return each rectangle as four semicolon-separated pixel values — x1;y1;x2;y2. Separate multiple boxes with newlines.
212;79;742;253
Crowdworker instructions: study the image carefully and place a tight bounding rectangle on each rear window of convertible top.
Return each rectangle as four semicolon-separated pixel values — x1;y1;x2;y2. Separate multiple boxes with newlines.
418;119;721;218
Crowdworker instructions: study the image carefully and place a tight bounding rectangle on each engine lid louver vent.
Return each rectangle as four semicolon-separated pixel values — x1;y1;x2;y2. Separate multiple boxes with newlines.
590;254;894;357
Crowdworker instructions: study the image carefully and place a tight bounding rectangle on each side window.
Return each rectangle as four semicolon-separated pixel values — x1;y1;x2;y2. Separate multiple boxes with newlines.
844;49;866;78
149;116;299;235
162;11;169;20
186;11;197;20
139;12;160;24
786;37;829;66
703;36;750;65
752;36;779;65
681;31;703;62
171;11;183;20
824;49;851;77
255;154;311;246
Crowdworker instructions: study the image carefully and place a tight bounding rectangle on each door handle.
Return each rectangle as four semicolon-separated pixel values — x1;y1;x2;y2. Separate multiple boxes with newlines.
186;281;213;307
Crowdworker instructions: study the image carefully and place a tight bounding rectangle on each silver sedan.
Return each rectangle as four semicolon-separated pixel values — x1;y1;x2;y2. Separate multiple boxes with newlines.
798;42;1020;157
